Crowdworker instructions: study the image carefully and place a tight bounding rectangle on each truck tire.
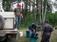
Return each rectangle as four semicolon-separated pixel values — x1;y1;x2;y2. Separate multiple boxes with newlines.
0;15;4;30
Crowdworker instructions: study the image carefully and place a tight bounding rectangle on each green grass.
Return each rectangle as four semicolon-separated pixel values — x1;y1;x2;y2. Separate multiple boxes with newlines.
19;27;27;32
18;28;57;42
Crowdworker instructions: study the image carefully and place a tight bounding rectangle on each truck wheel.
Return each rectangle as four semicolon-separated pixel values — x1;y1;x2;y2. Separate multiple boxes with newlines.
0;15;4;30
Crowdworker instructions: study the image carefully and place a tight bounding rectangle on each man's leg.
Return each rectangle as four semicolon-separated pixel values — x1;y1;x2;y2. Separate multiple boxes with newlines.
16;16;19;28
45;35;50;42
18;16;22;28
47;35;50;42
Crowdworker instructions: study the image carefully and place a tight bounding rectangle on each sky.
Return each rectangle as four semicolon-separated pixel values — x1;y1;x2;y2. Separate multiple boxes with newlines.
51;0;57;13
0;0;2;3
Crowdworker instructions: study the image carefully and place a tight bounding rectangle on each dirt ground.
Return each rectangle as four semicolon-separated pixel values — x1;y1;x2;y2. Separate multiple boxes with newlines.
18;30;57;42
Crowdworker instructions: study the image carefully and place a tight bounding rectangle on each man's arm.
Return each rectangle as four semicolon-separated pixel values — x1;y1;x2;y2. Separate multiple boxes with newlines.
14;8;17;15
20;13;23;18
50;25;53;32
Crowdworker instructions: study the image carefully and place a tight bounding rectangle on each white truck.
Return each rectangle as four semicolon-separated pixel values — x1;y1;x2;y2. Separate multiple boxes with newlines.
0;0;18;42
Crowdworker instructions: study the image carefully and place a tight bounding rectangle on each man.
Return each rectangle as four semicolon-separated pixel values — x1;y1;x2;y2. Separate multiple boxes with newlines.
29;23;37;32
14;3;23;29
41;21;53;42
14;4;23;40
28;23;37;38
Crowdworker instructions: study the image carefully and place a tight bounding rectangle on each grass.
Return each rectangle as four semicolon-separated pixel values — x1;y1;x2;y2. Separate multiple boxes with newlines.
50;30;57;42
18;28;57;42
19;27;27;32
18;27;28;42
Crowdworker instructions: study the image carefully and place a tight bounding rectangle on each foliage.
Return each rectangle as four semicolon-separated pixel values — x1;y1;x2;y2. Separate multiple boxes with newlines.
20;12;35;27
2;0;57;27
2;0;11;11
20;11;57;27
47;12;57;26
